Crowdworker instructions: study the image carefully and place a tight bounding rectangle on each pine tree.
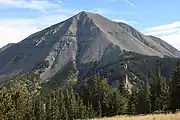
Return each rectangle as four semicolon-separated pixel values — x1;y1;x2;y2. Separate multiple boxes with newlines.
10;80;30;120
127;87;137;115
0;86;14;119
112;90;128;116
150;85;156;112
64;86;78;119
57;89;68;120
78;98;86;119
155;72;169;111
33;97;45;120
57;88;65;119
97;100;102;118
170;60;180;113
45;94;52;120
136;83;151;114
145;80;151;113
62;107;69;120
86;101;95;118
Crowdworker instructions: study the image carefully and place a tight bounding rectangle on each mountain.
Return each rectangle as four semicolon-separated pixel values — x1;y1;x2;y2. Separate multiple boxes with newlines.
0;43;15;54
0;11;180;85
147;35;180;56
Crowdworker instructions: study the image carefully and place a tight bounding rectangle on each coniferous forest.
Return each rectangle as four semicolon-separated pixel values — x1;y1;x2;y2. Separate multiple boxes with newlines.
1;61;180;120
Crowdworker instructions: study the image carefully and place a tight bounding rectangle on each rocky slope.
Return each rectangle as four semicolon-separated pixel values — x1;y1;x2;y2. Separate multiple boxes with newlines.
0;43;15;54
0;11;180;84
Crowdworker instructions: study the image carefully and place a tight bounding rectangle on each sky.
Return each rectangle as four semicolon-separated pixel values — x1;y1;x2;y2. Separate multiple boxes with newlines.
0;0;180;49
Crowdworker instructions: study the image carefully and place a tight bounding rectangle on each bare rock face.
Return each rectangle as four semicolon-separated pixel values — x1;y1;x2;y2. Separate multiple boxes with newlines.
0;11;180;82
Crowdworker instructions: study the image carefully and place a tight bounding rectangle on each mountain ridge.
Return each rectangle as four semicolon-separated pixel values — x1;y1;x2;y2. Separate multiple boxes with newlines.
0;11;180;83
0;43;15;54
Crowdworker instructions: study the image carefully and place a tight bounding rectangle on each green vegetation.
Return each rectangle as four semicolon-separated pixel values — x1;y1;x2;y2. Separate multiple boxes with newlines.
1;60;180;120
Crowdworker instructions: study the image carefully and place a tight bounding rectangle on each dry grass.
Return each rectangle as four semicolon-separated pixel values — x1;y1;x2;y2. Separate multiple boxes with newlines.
91;112;180;120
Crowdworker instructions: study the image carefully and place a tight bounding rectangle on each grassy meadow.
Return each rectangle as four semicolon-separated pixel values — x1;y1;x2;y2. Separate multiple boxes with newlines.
92;112;180;120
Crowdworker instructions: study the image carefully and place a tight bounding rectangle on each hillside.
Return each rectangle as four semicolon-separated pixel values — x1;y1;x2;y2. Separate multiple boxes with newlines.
0;43;15;54
0;11;180;86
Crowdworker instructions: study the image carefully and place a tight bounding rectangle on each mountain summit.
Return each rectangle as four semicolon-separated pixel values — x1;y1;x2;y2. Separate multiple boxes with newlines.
0;11;180;82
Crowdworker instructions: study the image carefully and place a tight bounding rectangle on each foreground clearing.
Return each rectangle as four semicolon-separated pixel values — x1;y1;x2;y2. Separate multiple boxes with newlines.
92;112;180;120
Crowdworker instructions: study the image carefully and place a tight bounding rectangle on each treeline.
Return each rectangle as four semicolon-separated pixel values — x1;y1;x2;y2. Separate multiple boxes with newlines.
1;61;180;120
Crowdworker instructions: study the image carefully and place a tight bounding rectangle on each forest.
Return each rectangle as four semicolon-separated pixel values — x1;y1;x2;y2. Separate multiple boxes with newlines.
1;61;180;120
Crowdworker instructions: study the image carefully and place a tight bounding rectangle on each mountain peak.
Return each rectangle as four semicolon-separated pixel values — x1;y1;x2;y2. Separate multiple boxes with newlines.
74;11;99;21
77;11;98;16
77;11;90;15
1;12;180;82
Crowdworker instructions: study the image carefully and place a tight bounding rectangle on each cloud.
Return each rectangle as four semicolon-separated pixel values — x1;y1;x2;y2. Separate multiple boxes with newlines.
124;0;136;8
0;0;78;48
144;22;180;32
114;19;129;24
0;23;38;46
91;8;113;14
0;0;61;12
0;1;136;48
0;14;70;48
143;21;180;50
114;19;138;26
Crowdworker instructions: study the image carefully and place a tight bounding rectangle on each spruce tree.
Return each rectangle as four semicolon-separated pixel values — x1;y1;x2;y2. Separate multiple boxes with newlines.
0;86;14;119
78;98;86;119
150;85;156;112
127;87;137;115
9;80;30;120
136;83;151;115
57;88;65;119
145;80;151;113
62;107;69;120
45;93;55;120
112;90;128;115
152;60;170;112
97;100;102;118
86;101;95;118
155;72;169;111
170;60;180;113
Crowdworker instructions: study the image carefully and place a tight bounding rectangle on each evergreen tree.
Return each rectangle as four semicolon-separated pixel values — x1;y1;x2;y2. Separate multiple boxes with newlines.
10;80;30;120
170;60;180;113
112;90;128;115
78;98;86;119
57;88;66;119
86;101;95;118
62;107;69;120
136;84;151;114
57;89;68;120
0;86;14;120
2;64;180;119
97;100;102;118
127;87;138;115
32;97;45;120
145;80;151;113
150;85;156;112
155;72;169;111
64;88;72;119
45;93;58;120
